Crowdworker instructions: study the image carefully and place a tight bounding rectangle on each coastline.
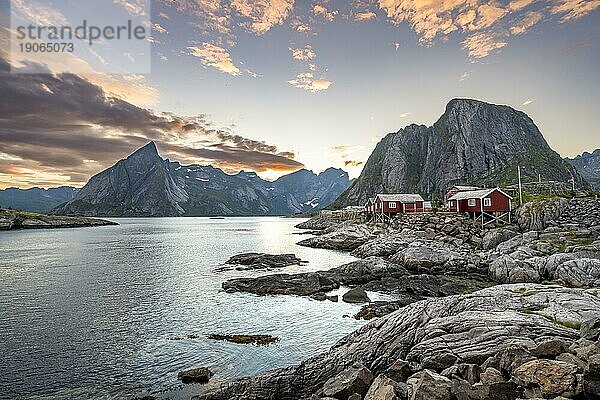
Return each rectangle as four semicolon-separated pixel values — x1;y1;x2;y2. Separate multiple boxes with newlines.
192;197;600;400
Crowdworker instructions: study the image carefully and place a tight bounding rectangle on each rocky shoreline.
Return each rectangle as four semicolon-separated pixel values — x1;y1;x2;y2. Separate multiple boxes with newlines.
0;209;117;230
201;197;600;400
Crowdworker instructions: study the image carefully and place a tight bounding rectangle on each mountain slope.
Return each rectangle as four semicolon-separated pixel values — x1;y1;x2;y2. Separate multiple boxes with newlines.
567;149;600;189
53;143;350;217
0;186;78;213
333;99;586;207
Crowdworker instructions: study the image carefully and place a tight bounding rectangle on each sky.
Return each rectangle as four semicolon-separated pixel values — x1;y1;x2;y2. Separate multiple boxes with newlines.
0;0;599;189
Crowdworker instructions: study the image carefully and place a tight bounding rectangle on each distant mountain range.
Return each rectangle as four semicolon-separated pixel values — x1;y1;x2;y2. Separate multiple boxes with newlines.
566;149;600;189
333;98;588;207
52;142;351;217
0;186;79;214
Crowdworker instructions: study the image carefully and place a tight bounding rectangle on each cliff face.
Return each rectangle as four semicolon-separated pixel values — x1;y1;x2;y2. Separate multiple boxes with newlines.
53;143;350;217
567;149;600;189
334;99;585;207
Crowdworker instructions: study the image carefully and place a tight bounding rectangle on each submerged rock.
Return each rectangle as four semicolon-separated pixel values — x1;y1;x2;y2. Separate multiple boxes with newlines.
223;253;306;270
178;367;214;384
207;334;278;346
342;287;371;304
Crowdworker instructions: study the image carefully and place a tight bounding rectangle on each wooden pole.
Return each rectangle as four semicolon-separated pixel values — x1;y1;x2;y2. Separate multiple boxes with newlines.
518;166;523;206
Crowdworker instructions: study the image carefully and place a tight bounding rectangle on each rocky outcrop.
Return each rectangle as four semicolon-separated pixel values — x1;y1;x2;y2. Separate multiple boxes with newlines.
516;197;569;231
222;256;493;303
199;284;600;400
0;209;116;231
53;142;351;217
297;221;381;251
333;98;586;207
222;253;306;271
178;367;214;384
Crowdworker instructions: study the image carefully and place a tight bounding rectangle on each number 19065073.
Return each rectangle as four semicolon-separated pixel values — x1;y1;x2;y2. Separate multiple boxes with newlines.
18;42;74;53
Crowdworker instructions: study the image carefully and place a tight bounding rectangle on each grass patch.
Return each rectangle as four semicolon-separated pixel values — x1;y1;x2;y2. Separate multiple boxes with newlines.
509;287;538;296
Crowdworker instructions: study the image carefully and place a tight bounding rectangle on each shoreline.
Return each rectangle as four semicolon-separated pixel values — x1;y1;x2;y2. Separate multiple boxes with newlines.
192;197;600;400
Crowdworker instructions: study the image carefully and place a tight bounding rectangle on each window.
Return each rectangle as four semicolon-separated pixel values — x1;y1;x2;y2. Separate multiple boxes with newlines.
468;199;476;207
450;200;455;207
389;202;397;209
484;198;492;207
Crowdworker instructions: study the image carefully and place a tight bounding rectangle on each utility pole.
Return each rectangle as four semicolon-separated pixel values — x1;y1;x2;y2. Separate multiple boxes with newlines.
518;166;523;206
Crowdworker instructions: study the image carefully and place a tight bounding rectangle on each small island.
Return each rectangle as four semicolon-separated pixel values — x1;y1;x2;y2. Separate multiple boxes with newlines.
0;209;117;231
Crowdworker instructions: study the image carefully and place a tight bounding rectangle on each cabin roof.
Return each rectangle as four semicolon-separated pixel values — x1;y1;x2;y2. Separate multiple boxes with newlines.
449;185;481;192
376;194;425;203
448;188;512;201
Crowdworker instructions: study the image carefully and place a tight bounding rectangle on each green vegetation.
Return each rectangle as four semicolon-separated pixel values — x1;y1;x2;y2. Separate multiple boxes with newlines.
0;208;44;218
509;287;538;296
520;308;581;330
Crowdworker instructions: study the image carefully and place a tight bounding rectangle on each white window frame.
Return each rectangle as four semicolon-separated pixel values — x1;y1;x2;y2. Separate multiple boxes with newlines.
450;200;455;207
484;198;492;207
389;202;397;209
468;199;476;207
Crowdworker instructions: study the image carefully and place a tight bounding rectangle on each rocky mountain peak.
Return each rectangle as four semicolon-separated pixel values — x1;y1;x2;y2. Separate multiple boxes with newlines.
127;141;161;163
333;99;586;207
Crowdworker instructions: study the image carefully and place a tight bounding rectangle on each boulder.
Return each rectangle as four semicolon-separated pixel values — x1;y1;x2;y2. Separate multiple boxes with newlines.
483;228;518;250
441;363;481;384
224;253;305;270
479;367;505;385
342;287;371;304
580;318;600;341
364;375;402;400
297;222;376;251
512;359;578;397
406;370;451;400
584;354;600;397
178;367;214;384
385;359;412;383
530;339;568;358
322;363;373;399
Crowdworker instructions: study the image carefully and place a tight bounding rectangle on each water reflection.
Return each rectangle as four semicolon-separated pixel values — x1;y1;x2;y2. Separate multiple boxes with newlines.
0;217;380;400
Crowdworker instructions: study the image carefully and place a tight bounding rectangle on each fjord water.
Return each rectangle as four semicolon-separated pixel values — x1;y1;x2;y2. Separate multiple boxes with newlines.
0;218;378;400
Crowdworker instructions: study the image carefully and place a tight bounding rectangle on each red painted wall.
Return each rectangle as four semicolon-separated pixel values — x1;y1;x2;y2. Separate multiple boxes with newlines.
374;198;425;213
458;190;510;213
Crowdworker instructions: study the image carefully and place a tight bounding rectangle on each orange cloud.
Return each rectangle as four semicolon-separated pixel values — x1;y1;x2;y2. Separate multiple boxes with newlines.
510;11;544;35
290;45;316;61
462;32;507;59
288;73;332;92
231;0;294;34
187;43;242;76
354;11;377;21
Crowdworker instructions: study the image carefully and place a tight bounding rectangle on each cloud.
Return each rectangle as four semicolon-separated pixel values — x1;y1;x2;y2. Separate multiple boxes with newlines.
288;73;332;92
313;4;338;22
564;36;596;54
344;160;364;167
522;99;535;105
459;70;473;82
290;45;316;61
153;23;169;34
188;43;242;76
551;0;600;22
462;32;508;59
399;112;411;118
330;145;364;154
510;11;544;35
0;56;302;188
231;0;295;34
354;11;377;21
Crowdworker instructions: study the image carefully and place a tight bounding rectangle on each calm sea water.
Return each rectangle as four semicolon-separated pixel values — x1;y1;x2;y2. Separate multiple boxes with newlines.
0;217;390;400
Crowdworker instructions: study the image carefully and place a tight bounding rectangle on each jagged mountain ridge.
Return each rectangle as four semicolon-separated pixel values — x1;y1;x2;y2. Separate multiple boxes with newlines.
567;149;600;189
0;186;79;213
53;142;350;217
333;98;586;207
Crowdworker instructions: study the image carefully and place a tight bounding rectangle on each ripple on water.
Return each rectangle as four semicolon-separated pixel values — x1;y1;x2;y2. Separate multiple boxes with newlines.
0;218;376;400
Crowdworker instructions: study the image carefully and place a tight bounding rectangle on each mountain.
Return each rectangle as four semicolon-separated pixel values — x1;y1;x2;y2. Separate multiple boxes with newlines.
333;98;586;207
566;149;600;189
52;142;350;217
0;186;79;213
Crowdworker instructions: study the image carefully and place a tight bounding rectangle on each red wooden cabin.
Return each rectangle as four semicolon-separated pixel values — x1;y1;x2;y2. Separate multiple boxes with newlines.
447;188;512;219
444;185;481;205
374;194;425;215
